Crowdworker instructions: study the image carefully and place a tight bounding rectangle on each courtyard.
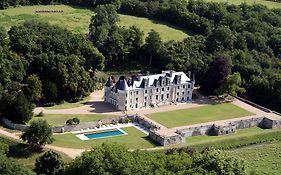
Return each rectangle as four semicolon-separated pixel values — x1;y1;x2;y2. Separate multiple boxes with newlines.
146;103;254;128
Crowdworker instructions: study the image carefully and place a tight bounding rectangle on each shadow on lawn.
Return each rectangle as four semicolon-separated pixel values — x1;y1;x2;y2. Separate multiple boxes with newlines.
83;101;120;113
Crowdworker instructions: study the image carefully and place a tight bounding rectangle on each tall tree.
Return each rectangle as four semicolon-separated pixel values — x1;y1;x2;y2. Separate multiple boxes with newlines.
34;151;65;175
0;26;7;48
21;119;53;150
25;74;42;102
144;29;162;67
89;4;119;48
203;55;232;94
215;72;245;96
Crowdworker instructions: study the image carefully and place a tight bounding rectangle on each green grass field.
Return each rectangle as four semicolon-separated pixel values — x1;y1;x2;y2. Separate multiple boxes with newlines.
231;142;281;174
30;114;116;126
185;127;277;146
0;136;71;169
147;103;254;128
206;0;281;9
52;127;158;149
183;127;281;174
0;5;188;41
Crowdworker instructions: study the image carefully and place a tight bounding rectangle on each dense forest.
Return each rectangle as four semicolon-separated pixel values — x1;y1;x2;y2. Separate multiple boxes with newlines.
0;21;104;123
0;0;281;124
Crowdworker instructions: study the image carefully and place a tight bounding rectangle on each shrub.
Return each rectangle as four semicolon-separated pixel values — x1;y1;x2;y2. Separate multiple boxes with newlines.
21;120;53;150
43;102;56;107
36;111;44;117
73;118;80;125
111;120;118;125
66;119;74;125
34;151;64;175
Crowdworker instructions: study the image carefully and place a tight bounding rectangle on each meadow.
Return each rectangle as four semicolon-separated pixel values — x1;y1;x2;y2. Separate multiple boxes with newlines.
171;127;281;174
232;142;281;174
147;103;254;128
206;0;281;9
0;5;188;41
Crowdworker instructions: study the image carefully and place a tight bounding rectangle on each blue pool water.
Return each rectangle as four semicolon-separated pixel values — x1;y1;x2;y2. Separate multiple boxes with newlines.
85;129;126;140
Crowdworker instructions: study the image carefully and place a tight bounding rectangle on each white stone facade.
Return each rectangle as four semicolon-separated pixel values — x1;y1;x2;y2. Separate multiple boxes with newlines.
104;70;195;111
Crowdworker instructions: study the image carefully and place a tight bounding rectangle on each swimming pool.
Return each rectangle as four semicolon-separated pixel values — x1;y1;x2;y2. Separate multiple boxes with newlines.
83;129;127;140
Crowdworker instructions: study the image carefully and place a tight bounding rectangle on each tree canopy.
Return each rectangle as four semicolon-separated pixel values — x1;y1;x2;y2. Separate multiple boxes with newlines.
64;143;246;175
21;119;53;150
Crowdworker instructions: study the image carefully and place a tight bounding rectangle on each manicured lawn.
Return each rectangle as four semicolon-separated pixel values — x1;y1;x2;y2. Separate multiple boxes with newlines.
147;103;254;128
205;0;281;9
30;114;115;126
231;142;281;174
0;5;188;41
0;136;72;169
52;127;158;149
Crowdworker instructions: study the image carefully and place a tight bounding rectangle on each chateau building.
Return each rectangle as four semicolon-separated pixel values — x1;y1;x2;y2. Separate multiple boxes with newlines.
104;70;195;111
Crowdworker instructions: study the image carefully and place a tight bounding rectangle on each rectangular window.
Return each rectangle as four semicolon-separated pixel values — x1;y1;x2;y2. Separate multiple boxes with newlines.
187;91;189;94
136;91;139;95
182;92;184;95
156;88;159;92
145;90;147;93
183;85;186;88
177;86;180;90
156;95;158;100
167;94;169;98
145;96;147;100
162;88;164;91
144;102;147;106
188;84;191;88
161;94;164;100
150;96;152;99
136;98;138;101
177;92;179;96
135;103;138;108
167;87;170;91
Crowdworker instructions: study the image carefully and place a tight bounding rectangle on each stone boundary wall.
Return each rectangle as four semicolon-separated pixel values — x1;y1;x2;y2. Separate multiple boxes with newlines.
52;116;127;133
231;95;272;113
176;117;266;138
149;130;185;146
0;118;28;131
1;116;128;133
127;115;160;131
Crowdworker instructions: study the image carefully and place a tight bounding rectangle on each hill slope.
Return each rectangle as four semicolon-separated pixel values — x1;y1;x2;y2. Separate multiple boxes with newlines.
0;5;189;41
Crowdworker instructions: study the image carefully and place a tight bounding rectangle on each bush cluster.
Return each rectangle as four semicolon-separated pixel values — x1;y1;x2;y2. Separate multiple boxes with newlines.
66;117;80;125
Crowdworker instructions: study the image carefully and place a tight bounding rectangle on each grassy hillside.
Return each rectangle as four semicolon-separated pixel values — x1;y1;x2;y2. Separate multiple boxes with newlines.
205;0;281;9
231;142;281;174
0;5;188;41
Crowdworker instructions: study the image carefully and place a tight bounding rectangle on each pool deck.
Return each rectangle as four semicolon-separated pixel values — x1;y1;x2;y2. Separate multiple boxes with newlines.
74;122;149;140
